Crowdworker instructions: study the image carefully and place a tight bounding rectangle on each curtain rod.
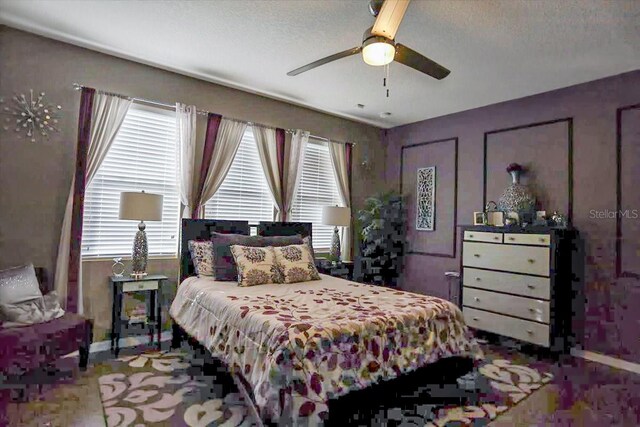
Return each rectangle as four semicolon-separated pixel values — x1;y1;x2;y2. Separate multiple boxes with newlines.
72;83;355;145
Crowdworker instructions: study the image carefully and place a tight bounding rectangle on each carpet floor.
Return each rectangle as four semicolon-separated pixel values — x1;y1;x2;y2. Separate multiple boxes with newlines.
4;342;558;427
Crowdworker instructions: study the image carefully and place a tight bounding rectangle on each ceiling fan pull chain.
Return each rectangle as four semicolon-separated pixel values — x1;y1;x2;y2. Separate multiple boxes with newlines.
385;63;390;98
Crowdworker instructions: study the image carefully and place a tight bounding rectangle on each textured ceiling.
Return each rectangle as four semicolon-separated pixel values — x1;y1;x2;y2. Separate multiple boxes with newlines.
1;0;639;128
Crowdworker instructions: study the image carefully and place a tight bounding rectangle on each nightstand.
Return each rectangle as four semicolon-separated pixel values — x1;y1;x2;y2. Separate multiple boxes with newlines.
110;274;168;356
315;259;354;280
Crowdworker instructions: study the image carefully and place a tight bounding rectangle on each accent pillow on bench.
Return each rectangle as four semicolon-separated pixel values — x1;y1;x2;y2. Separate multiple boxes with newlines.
0;264;64;328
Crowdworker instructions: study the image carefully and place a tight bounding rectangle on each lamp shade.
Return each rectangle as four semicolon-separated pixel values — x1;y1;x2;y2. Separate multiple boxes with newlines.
119;191;163;221
322;206;351;227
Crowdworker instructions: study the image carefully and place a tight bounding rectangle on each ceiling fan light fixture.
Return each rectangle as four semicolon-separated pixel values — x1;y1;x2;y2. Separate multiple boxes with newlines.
362;37;395;66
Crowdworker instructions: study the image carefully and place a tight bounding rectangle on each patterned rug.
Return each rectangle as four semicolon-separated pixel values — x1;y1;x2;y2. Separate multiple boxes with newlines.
102;348;554;426
7;347;554;426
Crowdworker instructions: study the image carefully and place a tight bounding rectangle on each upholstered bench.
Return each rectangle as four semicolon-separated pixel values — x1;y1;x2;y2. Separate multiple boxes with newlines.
0;268;92;407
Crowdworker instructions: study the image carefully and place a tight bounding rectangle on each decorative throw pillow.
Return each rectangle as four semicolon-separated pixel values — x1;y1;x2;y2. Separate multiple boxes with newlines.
0;299;46;326
261;234;304;248
273;244;321;284
188;240;215;277
43;291;65;321
211;233;264;281
0;264;44;307
303;236;315;262
1;291;66;328
230;245;282;287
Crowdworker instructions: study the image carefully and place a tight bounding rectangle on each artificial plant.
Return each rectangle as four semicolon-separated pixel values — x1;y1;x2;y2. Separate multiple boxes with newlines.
354;191;405;286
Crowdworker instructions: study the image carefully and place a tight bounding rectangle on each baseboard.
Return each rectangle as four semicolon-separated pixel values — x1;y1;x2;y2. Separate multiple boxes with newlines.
64;331;173;357
571;348;640;374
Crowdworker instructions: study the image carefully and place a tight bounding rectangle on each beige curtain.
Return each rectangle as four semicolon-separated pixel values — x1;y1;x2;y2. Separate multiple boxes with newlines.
282;130;309;221
328;141;352;261
253;125;283;219
176;103;198;218
54;93;132;312
198;119;247;210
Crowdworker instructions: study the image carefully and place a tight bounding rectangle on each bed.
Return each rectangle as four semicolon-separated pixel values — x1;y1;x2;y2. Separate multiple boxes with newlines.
170;219;482;425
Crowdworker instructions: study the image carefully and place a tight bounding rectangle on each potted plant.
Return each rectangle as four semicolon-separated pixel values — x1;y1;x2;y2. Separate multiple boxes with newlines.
354;191;405;286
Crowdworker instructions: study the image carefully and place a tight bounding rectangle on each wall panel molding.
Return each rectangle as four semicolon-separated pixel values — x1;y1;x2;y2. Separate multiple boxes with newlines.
482;117;574;221
400;137;459;258
616;103;640;279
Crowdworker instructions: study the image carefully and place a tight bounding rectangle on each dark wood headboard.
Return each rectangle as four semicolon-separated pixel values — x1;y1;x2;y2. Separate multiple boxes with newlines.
180;219;249;281
257;222;312;241
179;220;313;282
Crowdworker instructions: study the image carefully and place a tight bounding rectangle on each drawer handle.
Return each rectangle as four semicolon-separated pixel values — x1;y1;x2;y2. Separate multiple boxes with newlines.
472;317;479;321
508;237;515;241
528;259;535;263
528;307;535;312
474;254;481;258
474;297;480;302
526;329;534;334
494;236;500;240
527;284;535;289
539;238;546;242
475;277;482;281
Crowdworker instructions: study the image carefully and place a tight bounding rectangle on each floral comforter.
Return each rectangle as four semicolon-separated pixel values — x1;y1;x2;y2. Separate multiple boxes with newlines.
170;275;482;425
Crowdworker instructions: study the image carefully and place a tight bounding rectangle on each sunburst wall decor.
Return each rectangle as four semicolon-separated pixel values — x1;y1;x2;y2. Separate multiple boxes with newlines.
0;89;62;142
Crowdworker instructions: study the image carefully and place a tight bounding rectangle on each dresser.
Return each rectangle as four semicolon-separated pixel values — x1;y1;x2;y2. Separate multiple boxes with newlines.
460;225;577;352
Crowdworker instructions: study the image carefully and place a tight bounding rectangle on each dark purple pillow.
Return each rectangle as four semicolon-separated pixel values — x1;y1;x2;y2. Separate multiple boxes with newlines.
261;234;304;248
211;233;262;281
210;233;304;281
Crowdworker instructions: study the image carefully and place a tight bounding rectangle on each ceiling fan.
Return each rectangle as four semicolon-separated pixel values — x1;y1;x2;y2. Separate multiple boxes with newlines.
287;0;450;80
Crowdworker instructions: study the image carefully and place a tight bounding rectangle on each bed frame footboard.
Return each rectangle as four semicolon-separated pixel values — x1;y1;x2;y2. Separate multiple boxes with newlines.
171;320;185;349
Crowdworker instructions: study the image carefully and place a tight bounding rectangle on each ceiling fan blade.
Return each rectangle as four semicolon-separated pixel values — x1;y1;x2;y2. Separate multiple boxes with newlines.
371;0;411;40
395;43;450;80
287;47;362;76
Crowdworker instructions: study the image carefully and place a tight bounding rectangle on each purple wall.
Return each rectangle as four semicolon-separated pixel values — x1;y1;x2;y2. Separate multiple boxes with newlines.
384;70;640;363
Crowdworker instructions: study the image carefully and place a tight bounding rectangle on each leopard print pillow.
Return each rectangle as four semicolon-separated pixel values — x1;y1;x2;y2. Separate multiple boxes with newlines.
188;240;215;277
230;245;282;287
272;244;320;284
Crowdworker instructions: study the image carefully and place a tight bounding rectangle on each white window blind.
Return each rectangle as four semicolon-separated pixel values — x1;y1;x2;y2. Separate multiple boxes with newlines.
82;103;180;258
290;139;341;251
204;127;274;224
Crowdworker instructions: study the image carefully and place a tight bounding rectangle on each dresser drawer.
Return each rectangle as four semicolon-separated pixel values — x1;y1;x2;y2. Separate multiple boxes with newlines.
123;280;159;293
462;242;550;276
463;268;550;300
464;307;550;347
463;288;550;323
504;233;551;246
463;231;503;243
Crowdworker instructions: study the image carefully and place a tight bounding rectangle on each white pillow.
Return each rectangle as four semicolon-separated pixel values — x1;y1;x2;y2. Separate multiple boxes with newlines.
0;264;44;305
0;291;65;328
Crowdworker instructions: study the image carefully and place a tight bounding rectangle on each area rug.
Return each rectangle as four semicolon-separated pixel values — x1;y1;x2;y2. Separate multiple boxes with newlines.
7;347;554;426
103;348;554;426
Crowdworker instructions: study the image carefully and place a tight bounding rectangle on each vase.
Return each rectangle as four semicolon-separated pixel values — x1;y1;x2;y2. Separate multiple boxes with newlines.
498;170;535;214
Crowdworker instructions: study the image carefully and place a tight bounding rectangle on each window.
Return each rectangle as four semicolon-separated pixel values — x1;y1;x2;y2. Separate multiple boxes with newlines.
290;139;341;250
204;127;274;224
82;103;180;258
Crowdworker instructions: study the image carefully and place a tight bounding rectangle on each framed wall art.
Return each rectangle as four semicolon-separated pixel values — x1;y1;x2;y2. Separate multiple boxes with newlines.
416;166;436;231
473;211;487;225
